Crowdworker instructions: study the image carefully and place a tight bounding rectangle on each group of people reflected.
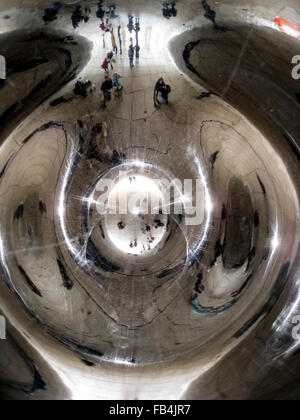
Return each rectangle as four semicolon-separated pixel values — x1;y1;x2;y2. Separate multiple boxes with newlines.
47;1;173;110
116;216;167;253
71;5;91;28
162;2;178;19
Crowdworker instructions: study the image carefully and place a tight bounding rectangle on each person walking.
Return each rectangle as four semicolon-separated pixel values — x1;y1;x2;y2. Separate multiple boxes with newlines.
128;44;135;68
162;84;171;105
107;51;115;70
101;75;113;108
83;7;91;23
111;30;118;54
101;57;109;72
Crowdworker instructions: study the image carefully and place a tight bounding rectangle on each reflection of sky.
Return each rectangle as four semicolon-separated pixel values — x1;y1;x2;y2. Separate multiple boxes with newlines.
106;174;167;255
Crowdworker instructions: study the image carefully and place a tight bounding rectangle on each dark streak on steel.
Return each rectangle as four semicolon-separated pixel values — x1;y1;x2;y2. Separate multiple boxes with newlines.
13;204;24;220
209;151;219;170
57;259;74;290
81;359;95;367
18;265;43;297
257;174;267;196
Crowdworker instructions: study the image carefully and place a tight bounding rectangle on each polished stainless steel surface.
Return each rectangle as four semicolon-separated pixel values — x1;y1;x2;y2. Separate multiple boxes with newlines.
0;0;299;400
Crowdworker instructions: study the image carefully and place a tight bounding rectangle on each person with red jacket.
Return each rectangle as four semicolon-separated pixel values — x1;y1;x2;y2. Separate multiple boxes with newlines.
101;57;109;72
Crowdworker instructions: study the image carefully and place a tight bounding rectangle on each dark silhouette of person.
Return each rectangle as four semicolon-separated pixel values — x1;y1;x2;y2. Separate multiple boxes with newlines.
72;5;84;29
162;2;177;19
154;78;171;106
128;45;135;68
96;1;105;19
118;221;125;230
101;76;113;108
43;2;62;24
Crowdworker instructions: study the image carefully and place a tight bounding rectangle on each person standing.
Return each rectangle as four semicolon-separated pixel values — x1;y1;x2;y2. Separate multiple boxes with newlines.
100;20;106;31
109;5;118;19
92;121;108;149
118;25;122;55
162;84;171;105
113;73;123;91
154;77;165;106
96;1;105;19
102;121;108;137
101;75;113;108
154;77;171;106
128;44;135;68
111;30;118;54
107;51;114;70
